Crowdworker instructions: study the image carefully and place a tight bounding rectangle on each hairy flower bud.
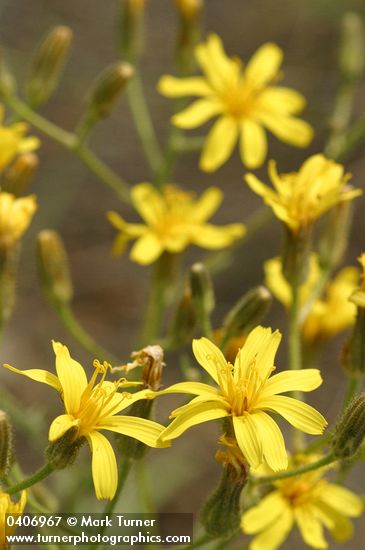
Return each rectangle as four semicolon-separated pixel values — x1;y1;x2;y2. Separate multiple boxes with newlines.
169;286;196;347
27;26;72;108
0;246;18;325
189;262;215;321
119;0;145;61
3;153;39;196
46;427;85;470
282;225;311;286
0;410;13;479
318;202;353;271
340;13;365;82
37;230;73;306
223;286;272;341
88;62;134;119
175;0;203;20
332;392;365;459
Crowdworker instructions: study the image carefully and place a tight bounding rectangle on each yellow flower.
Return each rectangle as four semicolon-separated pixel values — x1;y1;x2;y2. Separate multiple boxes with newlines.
154;326;327;471
0;105;40;171
246;154;362;233
265;255;358;341
242;455;363;550
158;34;313;171
0;489;26;545
0;192;37;249
3;342;168;500
107;183;245;265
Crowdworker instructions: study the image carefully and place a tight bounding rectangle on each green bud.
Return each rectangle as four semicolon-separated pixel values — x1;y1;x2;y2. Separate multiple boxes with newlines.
169;286;196;347
119;0;145;61
27;26;72;108
46;428;85;470
87;62;134;119
175;0;203;73
189;262;215;318
3;153;39;196
339;13;365;82
318;202;353;271
0;246;19;325
282;225;311;286
0;410;13;479
332;392;365;459
37;230;73;306
223;286;272;340
0;50;16;98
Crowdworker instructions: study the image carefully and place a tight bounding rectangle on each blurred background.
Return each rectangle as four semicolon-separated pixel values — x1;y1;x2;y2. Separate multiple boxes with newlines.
1;0;365;547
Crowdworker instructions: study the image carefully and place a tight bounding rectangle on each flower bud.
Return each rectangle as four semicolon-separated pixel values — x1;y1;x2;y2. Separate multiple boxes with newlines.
87;62;134;119
119;0;145;61
175;0;203;73
169;286;196;347
339;13;365;82
332;392;365;459
27;26;72;108
189;262;215;320
46;428;85;470
342;254;365;375
318;202;353;271
222;286;272;340
282;226;311;286
37;230;73;306
175;0;203;20
0;49;16;98
3;153;39;196
0;246;18;325
0;410;13;479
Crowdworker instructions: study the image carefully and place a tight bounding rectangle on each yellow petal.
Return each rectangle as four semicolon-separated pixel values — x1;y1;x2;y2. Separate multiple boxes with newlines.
191;186;223;223
195;34;239;91
245;173;278;204
160;399;230;441
49;414;79;442
87;431;118;500
258;395;327;434
130;233;164;264
157;75;212;97
245;43;283;88
295;506;328;549
247;507;294;550
250;412;288;471
319;483;363;517
107;211;146;238
200;116;238;172
242;491;288;534
259;87;306;114
192;223;245;249
192;337;227;384
259;112;314;147
172;99;222;129
131;183;164;225
259;369;323;398
52;341;88;415
235;326;281;381
98;416;170;448
3;363;61;392
17;136;41;153
233;414;263;468
152;381;219;398
239;120;267;169
100;387;154;416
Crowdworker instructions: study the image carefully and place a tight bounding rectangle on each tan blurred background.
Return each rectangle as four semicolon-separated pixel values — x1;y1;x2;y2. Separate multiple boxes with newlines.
1;0;365;547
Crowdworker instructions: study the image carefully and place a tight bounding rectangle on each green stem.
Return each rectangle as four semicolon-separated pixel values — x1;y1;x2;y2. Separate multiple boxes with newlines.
4;94;130;203
56;303;120;365
136;459;154;513
127;72;163;176
343;376;361;410
288;281;304;451
252;453;336;485
7;463;54;495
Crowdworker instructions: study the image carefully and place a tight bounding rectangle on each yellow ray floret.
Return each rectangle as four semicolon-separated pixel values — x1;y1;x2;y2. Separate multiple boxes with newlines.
158;34;313;171
3;343;168;500
242;454;363;550
0;489;27;544
245;154;362;233
107;183;245;265
0;192;37;249
153;326;327;471
0;104;40;172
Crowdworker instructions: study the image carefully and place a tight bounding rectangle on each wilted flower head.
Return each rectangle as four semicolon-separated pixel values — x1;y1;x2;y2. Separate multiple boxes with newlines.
0;192;37;249
159;34;313;171
107;183;245;265
246;154;362;233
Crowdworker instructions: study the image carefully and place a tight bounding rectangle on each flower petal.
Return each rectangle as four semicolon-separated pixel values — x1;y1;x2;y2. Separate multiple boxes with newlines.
195;34;239;91
235;326;281;382
259;87;306;114
192;223;245;249
131;183;164;225
130;233;164;264
245;506;294;550
239;120;267;169
98;416;169;448
260;369;323;398
242;490;288;534
160;400;230;442
257;395;327;434
158;75;212;97
200;116;238;172
192;337;227;384
87;431;118;500
49;414;79;442
172;99;222;129
245;43;283;89
259;112;313;147
153;381;219;398
250;412;288;471
190;186;223;223
233;414;263;468
318;483;363;517
295;506;327;549
3;363;61;392
52;341;88;415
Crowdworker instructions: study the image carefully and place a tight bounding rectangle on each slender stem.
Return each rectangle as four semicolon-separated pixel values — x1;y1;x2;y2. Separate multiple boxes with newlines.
252;453;336;485
136;459;154;513
4;94;130;203
7;463;54;495
56;303;120;365
342;376;361;410
126;72;163;176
